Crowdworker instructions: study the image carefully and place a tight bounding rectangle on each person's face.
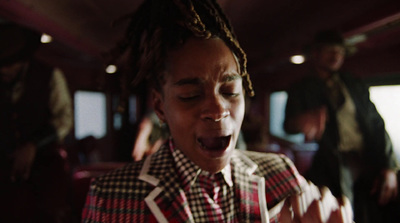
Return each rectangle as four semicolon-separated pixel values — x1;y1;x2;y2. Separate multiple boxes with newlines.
153;37;245;173
314;44;345;72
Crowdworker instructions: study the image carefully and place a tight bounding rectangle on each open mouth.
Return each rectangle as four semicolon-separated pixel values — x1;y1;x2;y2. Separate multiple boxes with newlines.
197;135;231;151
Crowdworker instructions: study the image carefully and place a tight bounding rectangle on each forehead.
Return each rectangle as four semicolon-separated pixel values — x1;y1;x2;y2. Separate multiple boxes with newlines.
164;37;240;82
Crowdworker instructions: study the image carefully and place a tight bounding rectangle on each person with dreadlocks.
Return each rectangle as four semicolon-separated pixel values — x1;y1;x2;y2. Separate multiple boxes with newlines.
82;0;353;222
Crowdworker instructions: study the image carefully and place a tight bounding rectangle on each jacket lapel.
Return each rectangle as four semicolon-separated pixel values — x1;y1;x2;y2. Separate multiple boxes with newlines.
232;151;269;223
139;147;194;223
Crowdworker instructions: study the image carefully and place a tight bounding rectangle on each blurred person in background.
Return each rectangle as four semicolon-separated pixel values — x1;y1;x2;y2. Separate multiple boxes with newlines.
0;21;75;222
284;30;399;223
131;110;169;161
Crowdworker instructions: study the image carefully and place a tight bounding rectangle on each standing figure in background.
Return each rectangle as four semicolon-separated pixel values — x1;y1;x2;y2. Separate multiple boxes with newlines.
0;22;75;222
82;1;353;222
241;96;268;152
284;30;399;223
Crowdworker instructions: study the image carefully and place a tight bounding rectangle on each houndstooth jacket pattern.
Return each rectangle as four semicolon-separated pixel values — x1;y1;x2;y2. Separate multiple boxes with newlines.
82;143;306;223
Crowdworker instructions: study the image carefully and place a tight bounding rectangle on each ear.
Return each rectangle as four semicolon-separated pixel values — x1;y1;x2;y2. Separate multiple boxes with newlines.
152;89;166;124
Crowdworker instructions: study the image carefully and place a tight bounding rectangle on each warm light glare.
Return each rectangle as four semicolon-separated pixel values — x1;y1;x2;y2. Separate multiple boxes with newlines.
106;65;117;74
290;55;305;64
41;34;52;43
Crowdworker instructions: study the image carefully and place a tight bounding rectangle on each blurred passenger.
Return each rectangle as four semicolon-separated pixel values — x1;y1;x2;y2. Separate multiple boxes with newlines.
0;22;75;222
82;1;353;222
131;110;169;161
284;30;399;223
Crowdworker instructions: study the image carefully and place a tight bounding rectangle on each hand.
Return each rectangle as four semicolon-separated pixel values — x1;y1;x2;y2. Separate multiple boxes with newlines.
371;169;398;205
11;142;37;182
278;182;353;223
294;107;327;142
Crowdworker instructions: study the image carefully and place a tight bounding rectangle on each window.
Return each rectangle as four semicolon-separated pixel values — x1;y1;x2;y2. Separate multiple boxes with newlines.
369;85;400;160
74;91;107;140
269;91;305;144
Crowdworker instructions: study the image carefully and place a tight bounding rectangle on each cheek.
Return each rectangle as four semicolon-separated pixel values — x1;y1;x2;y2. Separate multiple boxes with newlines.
163;99;192;130
231;96;245;124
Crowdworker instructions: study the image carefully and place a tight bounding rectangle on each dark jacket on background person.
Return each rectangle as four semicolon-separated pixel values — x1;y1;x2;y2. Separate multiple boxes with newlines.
284;70;399;222
0;60;56;155
0;59;75;223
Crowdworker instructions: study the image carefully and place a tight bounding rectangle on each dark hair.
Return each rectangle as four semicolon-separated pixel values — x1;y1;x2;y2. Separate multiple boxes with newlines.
109;0;254;97
312;30;345;47
0;23;41;66
304;29;355;56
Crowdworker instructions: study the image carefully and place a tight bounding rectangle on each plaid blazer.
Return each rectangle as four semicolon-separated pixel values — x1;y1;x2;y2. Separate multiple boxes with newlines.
82;145;306;223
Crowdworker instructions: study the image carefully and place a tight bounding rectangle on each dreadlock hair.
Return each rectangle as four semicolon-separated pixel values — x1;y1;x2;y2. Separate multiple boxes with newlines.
110;0;255;100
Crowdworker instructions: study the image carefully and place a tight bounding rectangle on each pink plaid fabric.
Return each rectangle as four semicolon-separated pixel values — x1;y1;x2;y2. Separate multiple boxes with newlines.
82;140;304;223
171;141;237;222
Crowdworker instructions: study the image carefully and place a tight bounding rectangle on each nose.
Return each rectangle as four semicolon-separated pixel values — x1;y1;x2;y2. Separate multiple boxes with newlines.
201;95;230;122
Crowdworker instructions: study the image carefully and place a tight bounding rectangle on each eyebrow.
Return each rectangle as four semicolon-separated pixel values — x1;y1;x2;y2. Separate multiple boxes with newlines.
173;77;202;86
173;74;242;86
223;74;242;82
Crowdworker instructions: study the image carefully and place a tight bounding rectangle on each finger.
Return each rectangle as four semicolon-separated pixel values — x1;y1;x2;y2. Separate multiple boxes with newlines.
132;149;145;161
290;190;303;217
327;208;343;223
291;181;321;218
320;186;339;222
279;198;294;223
301;200;323;222
304;125;317;142
340;195;353;223
326;195;351;223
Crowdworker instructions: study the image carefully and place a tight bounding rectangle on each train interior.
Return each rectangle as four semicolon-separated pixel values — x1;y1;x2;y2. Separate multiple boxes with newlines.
1;0;400;218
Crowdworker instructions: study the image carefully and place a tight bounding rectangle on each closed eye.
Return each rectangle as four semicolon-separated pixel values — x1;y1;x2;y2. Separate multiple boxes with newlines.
178;94;201;101
222;92;240;97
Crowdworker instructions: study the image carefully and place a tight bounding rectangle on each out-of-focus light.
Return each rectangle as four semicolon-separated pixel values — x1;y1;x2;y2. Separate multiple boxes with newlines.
345;34;367;45
41;34;53;43
106;65;117;74
290;55;305;64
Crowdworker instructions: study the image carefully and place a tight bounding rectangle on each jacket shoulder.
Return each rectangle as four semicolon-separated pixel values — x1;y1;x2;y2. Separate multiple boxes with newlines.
238;150;305;204
240;150;296;170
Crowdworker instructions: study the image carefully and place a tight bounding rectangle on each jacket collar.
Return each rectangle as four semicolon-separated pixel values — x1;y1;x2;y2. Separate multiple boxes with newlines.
139;146;268;223
231;151;269;223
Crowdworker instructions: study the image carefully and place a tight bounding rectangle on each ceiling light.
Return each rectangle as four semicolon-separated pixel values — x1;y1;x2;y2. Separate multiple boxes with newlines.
41;34;53;43
290;55;305;64
106;65;117;74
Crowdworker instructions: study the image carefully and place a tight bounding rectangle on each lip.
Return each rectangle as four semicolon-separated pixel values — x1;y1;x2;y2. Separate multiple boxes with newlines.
197;135;232;158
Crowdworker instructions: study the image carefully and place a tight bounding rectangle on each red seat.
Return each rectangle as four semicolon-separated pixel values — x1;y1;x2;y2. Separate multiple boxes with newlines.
72;162;128;218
